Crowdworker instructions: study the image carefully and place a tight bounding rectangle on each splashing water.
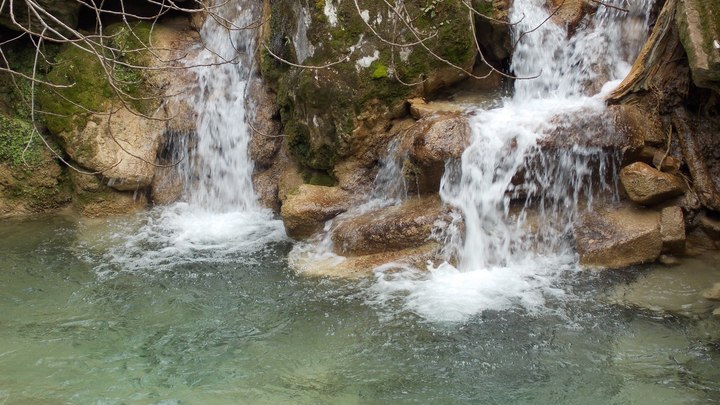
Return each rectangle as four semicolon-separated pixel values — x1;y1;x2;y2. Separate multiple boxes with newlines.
371;0;655;322
96;0;286;274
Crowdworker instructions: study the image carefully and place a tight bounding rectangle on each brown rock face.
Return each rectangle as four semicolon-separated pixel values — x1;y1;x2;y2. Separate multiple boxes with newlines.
402;114;471;194
620;162;685;205
331;195;449;256
575;204;662;269
280;185;351;238
660;206;686;253
676;0;720;92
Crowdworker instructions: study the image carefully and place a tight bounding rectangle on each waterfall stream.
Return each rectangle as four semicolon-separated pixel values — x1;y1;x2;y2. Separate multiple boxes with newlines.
371;0;655;322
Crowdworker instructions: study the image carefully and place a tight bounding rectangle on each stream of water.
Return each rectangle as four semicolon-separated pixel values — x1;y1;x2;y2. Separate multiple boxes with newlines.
2;0;720;403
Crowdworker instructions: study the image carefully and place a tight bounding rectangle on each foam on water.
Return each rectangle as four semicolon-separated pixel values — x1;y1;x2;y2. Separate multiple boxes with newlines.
370;0;655;322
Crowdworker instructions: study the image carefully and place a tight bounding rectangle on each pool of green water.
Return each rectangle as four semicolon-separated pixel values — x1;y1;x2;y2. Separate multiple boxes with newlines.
1;213;719;404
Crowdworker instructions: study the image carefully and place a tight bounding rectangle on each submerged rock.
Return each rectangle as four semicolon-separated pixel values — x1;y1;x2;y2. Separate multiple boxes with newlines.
575;204;662;269
331;195;449;256
620;162;685;206
280;184;351;239
703;282;720;301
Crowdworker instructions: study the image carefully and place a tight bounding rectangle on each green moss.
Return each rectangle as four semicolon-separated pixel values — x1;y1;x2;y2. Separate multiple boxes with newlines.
371;62;388;79
302;168;336;186
0;114;42;166
38;21;157;137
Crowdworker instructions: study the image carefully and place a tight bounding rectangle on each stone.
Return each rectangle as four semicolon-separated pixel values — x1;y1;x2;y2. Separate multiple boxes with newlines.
609;104;666;147
408;98;466;120
549;0;597;35
702;282;720;301
620;162;685;206
150;166;184;205
575;204;662;269
252;168;280;213
676;0;720;92
652;151;682;173
280;185;351;239
606;252;720;315
0;0;81;32
660;206;685;253
699;212;720;239
247;79;282;169
331;195;449;256
402;114;471;194
76;190;148;218
290;242;441;279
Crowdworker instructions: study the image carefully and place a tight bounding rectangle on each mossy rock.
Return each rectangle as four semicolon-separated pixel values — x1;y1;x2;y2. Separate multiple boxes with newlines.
38;21;159;140
261;0;476;171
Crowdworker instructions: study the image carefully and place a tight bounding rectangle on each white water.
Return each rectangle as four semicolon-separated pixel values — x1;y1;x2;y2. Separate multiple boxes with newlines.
96;0;285;274
371;0;655;322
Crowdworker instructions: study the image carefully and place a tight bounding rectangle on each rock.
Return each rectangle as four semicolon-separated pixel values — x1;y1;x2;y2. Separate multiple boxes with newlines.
252;168;280;213
473;0;512;67
290;242;441;279
620;162;685;206
75;189;148;217
549;0;597;35
606;252;720;315
0;0;81;33
702;282;720;301
408;98;466;120
699;211;720;239
660;206;685;253
676;0;720;92
609;104;666;147
652;151;682;173
248;79;282;169
401;114;471;194
150;166;184;205
261;0;476;171
575;204;662;269
714;307;720;317
280;185;351;239
331;195;448;256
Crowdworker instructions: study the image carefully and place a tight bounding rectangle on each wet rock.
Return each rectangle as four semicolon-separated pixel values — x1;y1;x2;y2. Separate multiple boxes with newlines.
620;162;685;206
652;151;682;173
699;211;720;239
575;204;662;269
76;189;148;218
408;98;466;120
331;195;448;256
150;167;184;205
248;79;282;169
473;0;512;67
676;0;720;92
609;104;666;147
606;252;720;315
549;0;596;35
660;206;686;253
291;242;441;279
702;282;720;301
252;168;280;213
280;185;351;239
402;114;471;194
0;0;81;32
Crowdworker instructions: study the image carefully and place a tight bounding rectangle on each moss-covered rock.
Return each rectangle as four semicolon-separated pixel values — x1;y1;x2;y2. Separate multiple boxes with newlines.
676;0;720;93
261;0;476;171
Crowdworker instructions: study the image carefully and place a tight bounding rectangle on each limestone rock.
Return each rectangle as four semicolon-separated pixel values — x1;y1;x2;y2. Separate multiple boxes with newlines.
402;114;471;194
609;104;665;147
699;212;720;239
151;166;184;205
408;98;466;120
702;282;720;301
0;0;81;32
575;204;662;269
248;79;282;169
676;0;720;92
652;151;682;174
252;168;280;213
291;242;441;279
280;185;351;239
331;195;448;256
660;206;686;253
66;109;165;191
75;190;148;218
549;0;596;35
620;162;684;206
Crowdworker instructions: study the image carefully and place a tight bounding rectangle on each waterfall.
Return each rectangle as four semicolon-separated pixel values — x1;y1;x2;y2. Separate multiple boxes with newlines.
371;0;655;322
99;0;286;274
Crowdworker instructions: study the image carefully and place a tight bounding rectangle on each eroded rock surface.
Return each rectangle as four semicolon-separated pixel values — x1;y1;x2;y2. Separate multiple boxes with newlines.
280;184;351;238
575;204;662;269
676;0;720;92
620;162;685;206
660;206;686;253
331;195;448;256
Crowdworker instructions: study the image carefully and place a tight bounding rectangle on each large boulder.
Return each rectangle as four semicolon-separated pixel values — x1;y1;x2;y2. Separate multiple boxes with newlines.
280;184;351;238
575;204;662;269
620;162;685;206
261;0;476;172
0;0;81;33
331;195;449;256
402;113;471;194
39;20;200;196
676;0;720;92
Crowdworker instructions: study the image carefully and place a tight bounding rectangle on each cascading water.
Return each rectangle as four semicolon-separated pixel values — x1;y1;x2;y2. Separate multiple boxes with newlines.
371;0;655;322
96;0;285;274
